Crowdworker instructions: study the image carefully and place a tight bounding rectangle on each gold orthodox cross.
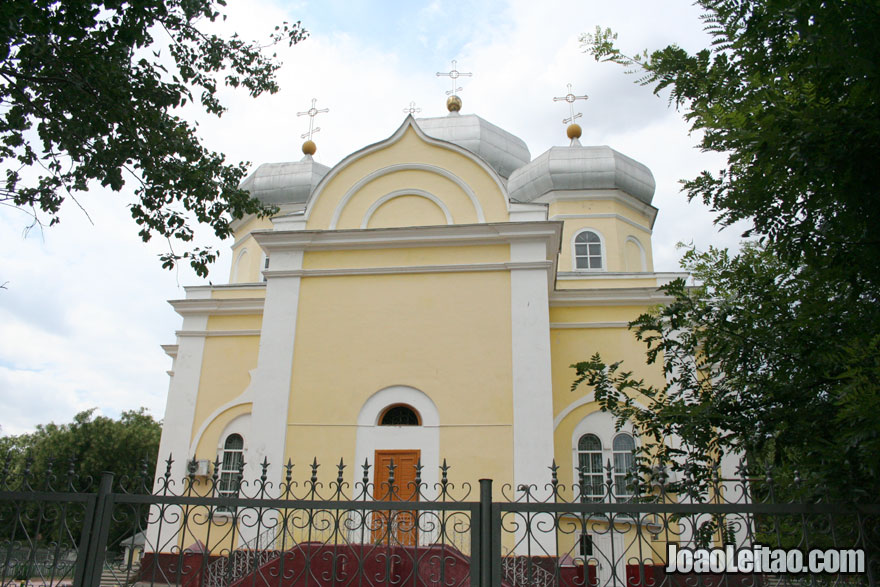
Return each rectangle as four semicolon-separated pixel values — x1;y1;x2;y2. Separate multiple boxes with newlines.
553;83;589;125
297;98;329;140
436;60;472;96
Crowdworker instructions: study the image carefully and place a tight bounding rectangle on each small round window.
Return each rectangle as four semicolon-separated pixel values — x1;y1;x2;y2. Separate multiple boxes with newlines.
379;405;420;426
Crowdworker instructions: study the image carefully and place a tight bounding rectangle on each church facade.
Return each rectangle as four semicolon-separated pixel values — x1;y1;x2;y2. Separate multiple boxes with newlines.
153;98;684;556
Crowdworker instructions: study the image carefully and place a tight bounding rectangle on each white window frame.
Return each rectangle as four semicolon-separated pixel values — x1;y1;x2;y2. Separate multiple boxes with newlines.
571;411;637;503
571;229;606;272
576;433;604;502
612;433;636;498
212;414;249;516
217;433;244;512
260;252;269;282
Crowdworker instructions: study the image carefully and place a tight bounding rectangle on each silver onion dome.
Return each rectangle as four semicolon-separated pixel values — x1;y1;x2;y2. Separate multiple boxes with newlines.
507;143;655;204
239;155;330;206
416;113;531;179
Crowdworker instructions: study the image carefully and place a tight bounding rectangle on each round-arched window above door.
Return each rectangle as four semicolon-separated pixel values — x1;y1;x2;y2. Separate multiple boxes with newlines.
379;404;421;426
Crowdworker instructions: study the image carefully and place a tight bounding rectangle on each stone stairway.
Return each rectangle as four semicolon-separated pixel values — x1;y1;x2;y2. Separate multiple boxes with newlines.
99;561;141;587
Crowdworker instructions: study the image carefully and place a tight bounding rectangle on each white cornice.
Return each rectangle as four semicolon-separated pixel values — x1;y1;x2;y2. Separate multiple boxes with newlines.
161;344;178;358
557;271;688;282
550;287;674;306
253;222;563;260
549;321;629;329
536;189;659;228
549;213;652;234
229;203;305;234
176;330;262;337
264;260;553;279
169;298;265;316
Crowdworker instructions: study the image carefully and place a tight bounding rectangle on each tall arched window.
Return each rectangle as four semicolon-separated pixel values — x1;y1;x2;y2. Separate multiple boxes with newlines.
577;434;604;502
574;230;603;270
217;434;244;511
612;433;635;498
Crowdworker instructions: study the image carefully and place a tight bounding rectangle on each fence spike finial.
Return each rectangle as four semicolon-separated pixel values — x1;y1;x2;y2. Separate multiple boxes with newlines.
337;458;346;486
187;456;198;477
310;457;319;484
282;458;291;481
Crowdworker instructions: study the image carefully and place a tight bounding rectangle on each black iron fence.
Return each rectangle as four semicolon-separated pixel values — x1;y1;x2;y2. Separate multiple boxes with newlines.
1;455;878;587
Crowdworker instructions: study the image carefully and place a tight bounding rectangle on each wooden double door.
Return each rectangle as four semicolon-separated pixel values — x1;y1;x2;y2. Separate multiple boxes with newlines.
372;450;420;546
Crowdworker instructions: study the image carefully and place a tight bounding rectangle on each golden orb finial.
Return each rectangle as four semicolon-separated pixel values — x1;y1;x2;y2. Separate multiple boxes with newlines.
302;140;317;156
566;123;582;140
446;95;462;112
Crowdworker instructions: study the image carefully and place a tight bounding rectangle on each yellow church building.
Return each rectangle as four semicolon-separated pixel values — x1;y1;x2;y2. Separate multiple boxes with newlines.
151;94;692;568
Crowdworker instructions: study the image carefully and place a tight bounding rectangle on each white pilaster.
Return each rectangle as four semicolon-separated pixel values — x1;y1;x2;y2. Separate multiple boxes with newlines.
147;289;210;554
237;249;303;544
509;239;557;555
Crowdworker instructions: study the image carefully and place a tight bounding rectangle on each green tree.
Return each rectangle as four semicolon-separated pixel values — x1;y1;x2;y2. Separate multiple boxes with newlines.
1;0;306;275
577;0;880;500
0;409;162;550
583;0;880;289
571;243;880;501
2;408;162;488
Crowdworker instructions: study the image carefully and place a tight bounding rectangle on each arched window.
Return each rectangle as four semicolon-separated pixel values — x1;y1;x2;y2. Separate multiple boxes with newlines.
574;230;603;270
612;433;635;498
379;405;420;426
260;254;270;283
577;434;604;502
217;434;244;511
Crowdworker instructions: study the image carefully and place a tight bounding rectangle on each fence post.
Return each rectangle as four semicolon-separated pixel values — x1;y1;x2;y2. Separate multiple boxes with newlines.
479;479;492;587
80;472;115;587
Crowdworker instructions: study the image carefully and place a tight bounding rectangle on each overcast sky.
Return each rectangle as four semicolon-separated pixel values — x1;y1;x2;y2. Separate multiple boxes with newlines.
0;0;750;436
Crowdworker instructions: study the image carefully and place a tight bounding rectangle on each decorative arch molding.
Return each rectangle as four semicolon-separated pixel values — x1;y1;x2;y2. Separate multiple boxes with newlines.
188;389;254;455
357;385;440;427
570;410;635;451
554;392;655;431
354;385;441;500
571;410;637;500
329;164;484;229
360;189;454;228
625;235;648;272
305;116;509;226
217;413;252;452
232;248;249;282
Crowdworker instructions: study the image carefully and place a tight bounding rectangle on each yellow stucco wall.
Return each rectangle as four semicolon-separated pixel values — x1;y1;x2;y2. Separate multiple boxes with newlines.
550;199;654;273
229;216;274;283
302;244;509;270
286;267;514;483
549;304;666;491
191;334;260;444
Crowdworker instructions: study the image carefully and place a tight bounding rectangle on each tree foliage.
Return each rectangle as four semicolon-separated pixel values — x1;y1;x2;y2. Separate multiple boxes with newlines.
0;408;162;489
0;408;162;549
583;0;880;289
0;0;306;275
577;0;880;500
572;243;880;501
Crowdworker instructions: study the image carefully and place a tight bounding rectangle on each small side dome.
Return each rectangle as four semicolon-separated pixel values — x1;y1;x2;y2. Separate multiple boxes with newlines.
240;155;330;206
507;145;655;204
416;113;530;179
